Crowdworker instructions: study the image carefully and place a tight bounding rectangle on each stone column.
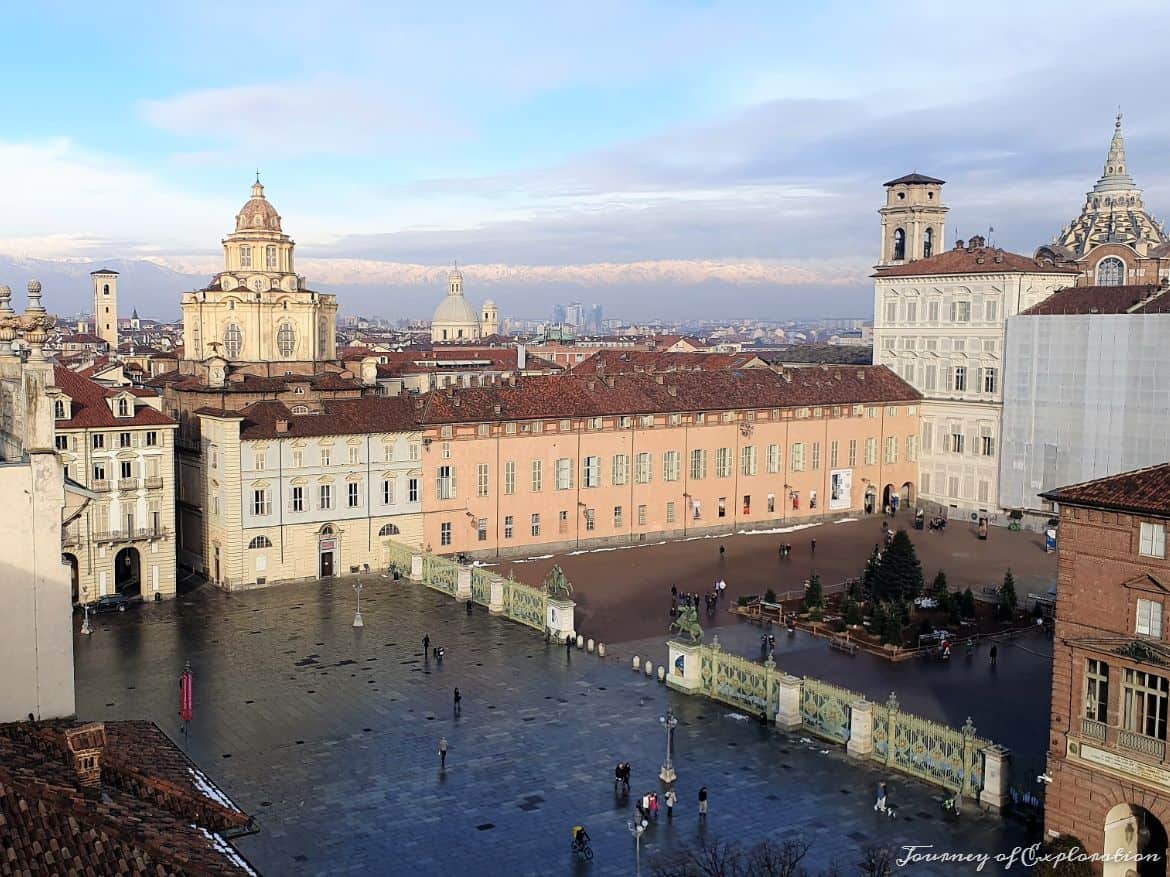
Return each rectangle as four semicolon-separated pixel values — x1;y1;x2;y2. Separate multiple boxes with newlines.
847;700;874;759
410;555;423;581
489;578;505;614
665;640;703;694
547;598;575;640
456;567;472;602
776;675;803;729
979;745;1012;812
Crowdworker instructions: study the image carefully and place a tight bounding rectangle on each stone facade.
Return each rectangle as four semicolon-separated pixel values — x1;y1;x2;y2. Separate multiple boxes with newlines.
430;268;495;343
1042;467;1170;871
91;268;119;348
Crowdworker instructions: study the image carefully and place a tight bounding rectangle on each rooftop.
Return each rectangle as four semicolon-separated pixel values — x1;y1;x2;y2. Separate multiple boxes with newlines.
54;366;175;430
1020;284;1170;315
883;172;945;187
1041;462;1170;518
875;236;1080;278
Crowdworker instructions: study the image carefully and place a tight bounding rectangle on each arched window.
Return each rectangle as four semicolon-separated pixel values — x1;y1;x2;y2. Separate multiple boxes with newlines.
248;535;273;549
54;400;66;419
277;323;296;357
291;405;309;414
240;245;252;268
378;523;400;536
103;284;110;296
1096;257;1126;286
223;323;243;358
892;228;906;261
319;524;334;535
923;228;934;259
117;397;130;417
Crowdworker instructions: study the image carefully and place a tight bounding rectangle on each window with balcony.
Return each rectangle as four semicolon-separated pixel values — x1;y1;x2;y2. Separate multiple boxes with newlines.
1123;668;1169;744
120;460;133;479
1085;659;1109;723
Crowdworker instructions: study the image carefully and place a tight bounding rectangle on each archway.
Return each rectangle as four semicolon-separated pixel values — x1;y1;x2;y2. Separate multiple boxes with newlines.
62;553;79;604
864;486;877;515
1104;803;1168;877
114;547;140;596
882;483;899;515
900;482;915;509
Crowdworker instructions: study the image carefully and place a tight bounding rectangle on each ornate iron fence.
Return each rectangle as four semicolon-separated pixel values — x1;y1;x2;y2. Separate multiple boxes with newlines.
470;566;494;606
384;540;415;573
870;693;988;796
800;677;853;744
423;554;458;595
505;579;546;631
700;639;778;717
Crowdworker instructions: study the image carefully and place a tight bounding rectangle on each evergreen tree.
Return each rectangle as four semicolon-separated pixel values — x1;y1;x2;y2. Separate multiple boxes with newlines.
960;588;976;618
871;530;923;602
803;572;824;610
860;544;881;597
870;602;887;638
999;568;1018;619
930;570;948;600
844;599;863;626
880;603;904;645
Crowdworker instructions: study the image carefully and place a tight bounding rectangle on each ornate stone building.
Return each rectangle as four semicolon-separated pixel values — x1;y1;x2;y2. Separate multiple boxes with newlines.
91;268;119;348
1037;115;1170;288
430;267;498;342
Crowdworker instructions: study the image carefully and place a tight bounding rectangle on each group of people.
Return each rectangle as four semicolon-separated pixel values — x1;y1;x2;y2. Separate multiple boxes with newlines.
670;581;727;619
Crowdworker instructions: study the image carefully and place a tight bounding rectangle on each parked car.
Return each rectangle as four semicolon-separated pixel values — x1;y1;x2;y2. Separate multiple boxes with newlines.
89;593;137;614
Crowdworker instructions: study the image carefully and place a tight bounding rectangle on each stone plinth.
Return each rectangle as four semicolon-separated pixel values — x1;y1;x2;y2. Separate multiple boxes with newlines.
489;579;504;614
979;745;1011;812
410;555;423;581
847;700;873;758
776;674;803;729
456;567;472;602
665;640;702;694
547;598;575;641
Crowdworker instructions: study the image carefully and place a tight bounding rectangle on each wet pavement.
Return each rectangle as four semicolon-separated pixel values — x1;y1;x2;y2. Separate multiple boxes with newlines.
74;576;1039;876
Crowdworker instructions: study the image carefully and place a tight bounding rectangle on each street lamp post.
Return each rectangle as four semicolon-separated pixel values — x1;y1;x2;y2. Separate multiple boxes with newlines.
659;706;679;783
352;581;364;628
80;602;92;636
628;817;646;876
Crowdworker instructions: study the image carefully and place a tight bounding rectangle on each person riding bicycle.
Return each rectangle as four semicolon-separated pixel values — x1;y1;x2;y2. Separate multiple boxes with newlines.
572;825;591;847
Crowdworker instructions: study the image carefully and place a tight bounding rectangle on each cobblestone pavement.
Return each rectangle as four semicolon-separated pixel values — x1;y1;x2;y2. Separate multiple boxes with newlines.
74;577;1038;876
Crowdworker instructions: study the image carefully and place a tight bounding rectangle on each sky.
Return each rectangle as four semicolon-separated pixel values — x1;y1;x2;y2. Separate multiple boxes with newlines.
3;0;1170;321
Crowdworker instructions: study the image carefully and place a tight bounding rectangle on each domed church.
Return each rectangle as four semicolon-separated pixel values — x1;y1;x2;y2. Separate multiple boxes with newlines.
430;266;498;342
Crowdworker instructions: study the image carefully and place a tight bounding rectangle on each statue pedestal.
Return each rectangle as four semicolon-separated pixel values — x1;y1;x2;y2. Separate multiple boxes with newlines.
666;640;703;694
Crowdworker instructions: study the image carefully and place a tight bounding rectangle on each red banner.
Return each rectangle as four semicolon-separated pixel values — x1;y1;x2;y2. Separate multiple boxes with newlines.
179;666;193;723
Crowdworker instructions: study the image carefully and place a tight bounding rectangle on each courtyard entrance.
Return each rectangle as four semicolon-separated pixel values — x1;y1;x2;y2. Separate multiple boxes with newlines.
114;546;140;596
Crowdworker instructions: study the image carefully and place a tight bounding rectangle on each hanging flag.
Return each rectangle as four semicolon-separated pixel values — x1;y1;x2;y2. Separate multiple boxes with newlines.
179;662;194;723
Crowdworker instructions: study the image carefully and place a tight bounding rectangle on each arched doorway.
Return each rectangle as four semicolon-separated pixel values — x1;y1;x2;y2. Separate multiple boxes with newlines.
882;483;899;514
318;524;337;578
62;553;79;604
900;482;915;509
114;547;140;596
864;486;877;515
1104;803;1168;877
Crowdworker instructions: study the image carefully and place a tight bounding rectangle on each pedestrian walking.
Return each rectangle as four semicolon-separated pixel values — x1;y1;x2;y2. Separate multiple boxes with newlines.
719;544;725;559
874;781;888;813
665;788;677;819
453;687;462;716
649;792;660;819
423;634;430;654
566;634;573;657
671;584;678;599
810;538;817;554
989;644;998;667
698;786;708;818
439;736;449;768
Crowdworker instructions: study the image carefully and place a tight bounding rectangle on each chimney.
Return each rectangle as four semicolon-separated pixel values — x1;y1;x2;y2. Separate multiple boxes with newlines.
667;385;677;397
63;723;107;789
858;370;865;380
494;404;502;415
516;344;526;369
605;376;615;388
655;374;664;384
588;380;596;391
275;419;289;433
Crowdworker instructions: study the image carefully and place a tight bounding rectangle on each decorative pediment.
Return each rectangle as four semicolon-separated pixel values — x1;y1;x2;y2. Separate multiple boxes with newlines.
1067;635;1170;667
1123;573;1170;595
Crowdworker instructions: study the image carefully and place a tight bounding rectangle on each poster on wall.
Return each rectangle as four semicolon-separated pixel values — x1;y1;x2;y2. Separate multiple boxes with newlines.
830;469;852;510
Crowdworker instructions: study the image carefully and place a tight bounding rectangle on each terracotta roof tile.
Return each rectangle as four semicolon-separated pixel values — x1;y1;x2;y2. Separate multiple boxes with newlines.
54;366;175;430
569;350;763;374
874;244;1079;278
1041;463;1170;518
1020;284;1164;315
232;397;421;439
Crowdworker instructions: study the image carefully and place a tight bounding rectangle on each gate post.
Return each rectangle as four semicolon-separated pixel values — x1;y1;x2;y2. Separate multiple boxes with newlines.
776;675;802;729
410;554;423;581
847;700;874;758
456;567;472;601
979;745;1011;812
489;577;505;614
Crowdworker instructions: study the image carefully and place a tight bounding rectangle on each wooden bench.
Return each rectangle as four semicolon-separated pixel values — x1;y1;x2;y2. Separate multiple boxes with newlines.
829;637;858;656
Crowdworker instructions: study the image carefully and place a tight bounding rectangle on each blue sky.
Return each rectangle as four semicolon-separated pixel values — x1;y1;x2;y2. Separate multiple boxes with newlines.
3;0;1170;319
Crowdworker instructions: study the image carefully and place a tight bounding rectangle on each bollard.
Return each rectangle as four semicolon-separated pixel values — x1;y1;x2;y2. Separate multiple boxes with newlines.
632;656;640;671
598;643;606;657
657;666;666;683
644;660;654;677
576;634;584;650
587;638;595;653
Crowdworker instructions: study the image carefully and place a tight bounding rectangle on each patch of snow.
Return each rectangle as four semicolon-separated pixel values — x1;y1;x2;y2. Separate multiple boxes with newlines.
735;522;822;536
724;713;750;721
833;518;859;524
194;826;257;875
188;767;241;812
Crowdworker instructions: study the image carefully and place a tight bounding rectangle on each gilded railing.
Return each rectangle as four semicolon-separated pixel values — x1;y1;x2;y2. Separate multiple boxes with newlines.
800;677;854;744
699;640;778;717
871;693;989;796
470;566;493;606
423;554;458;595
504;578;546;631
383;540;415;574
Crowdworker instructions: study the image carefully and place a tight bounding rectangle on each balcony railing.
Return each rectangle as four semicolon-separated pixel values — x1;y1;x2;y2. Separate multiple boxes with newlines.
1080;717;1107;742
93;527;170;544
1118;729;1167;760
143;476;164;489
117;477;139;491
92;480;111;492
61;527;82;547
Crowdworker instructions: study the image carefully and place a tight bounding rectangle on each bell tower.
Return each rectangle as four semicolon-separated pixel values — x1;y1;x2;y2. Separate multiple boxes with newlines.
878;174;948;266
91;268;119;348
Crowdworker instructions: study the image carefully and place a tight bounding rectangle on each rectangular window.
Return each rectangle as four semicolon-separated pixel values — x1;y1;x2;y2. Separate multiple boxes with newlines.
715;447;732;478
743;495;751;515
848;439;857;467
985;300;998;322
531;513;541;537
118;432;131;448
441;441;451;460
767;493;775;513
635;452;652;484
790;442;805;472
1141;523;1167;559
504;515;514;539
320;447;331;466
905;301;917;322
504;460;516;495
383;479;394;505
953;366;967;392
948;476;960;499
767;444;780;473
907;435;918;462
983;367;998;394
1085;659;1109;723
637;504;647;526
951;431;965;454
55;434;69;451
344;446;356;465
884;436;897;464
410;442;421;461
532;460;543;492
977;480;990;503
437;465;456;500
477;423;490;438
663;450;680;482
950;301;971;322
690;449;707;480
864;438;877;466
740;445;758;476
612;454;629;485
981;435;995;457
252;489;270;516
584;456;601;488
811;442;821;470
240;245;252;268
830;441;839;469
666;501;676;524
640;415;653;428
477;517;488;541
718;497;727;518
348;482;360;508
924;364;937;391
383;442;394;462
292;449;304;468
291;486;304;512
555;457;573;490
1123;668;1169;741
613;506;624;528
928;300;940;321
477;463;489;497
319;484;333;509
1137;598;1165;638
440;522;452;546
885;301;896;322
254;449;266;470
408;478;419;503
921;423;933;453
584;509;596;531
145;431;158;447
120;460;133;479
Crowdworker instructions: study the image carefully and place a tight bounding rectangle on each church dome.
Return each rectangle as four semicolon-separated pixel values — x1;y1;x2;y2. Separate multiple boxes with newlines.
235;180;282;233
432;292;480;326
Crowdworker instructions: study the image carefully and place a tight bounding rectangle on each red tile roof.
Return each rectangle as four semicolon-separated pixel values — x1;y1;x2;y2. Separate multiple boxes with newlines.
233;397;422;439
1020;284;1166;315
874;243;1079;278
371;349;563;377
54;366;175;429
62;333;108;345
147;369;362;394
1041;463;1170;518
570;350;765;375
0;719;255;875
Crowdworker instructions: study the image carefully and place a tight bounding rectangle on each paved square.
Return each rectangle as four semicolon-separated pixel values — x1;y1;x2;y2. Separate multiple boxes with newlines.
74;576;1037;876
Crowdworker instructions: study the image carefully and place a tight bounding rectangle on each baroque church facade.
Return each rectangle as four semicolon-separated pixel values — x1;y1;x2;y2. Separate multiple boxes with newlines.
430;267;499;342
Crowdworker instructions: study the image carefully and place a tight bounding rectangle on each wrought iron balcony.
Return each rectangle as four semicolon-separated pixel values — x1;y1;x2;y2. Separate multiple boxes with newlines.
143;476;164;489
1080;717;1107;742
91;480;111;492
92;527;170;544
117;477;139;491
1118;728;1167;760
61;526;83;547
